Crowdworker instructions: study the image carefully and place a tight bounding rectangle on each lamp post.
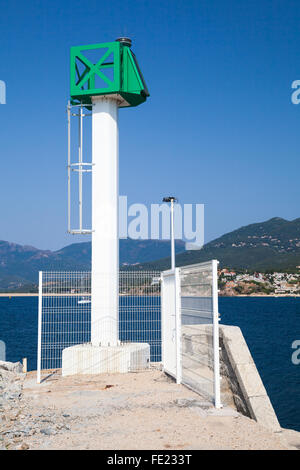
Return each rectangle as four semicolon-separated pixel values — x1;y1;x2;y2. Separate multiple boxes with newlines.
163;197;177;270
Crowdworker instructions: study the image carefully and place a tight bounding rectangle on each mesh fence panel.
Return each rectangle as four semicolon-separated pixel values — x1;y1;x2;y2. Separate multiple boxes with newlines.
38;270;161;382
119;271;161;362
180;262;215;401
39;272;91;381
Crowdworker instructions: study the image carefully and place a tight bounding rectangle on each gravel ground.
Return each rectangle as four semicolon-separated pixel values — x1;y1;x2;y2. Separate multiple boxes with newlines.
1;363;299;450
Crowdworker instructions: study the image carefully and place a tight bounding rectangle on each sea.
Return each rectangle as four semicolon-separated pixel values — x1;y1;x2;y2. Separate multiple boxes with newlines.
0;296;299;432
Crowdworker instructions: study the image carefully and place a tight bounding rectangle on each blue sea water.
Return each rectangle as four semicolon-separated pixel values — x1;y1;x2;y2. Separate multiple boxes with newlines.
220;297;300;432
0;296;299;432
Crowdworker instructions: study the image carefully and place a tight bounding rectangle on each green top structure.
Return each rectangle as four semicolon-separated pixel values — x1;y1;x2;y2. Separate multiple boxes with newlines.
70;37;149;107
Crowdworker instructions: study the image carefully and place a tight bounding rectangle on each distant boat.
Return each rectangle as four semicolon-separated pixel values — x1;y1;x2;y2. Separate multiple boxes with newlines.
78;297;91;304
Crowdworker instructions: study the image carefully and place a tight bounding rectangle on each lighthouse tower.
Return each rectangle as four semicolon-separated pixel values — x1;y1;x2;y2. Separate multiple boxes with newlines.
62;38;150;375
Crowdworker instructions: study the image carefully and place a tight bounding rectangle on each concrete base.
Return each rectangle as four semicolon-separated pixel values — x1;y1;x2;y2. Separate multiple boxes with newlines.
62;343;150;377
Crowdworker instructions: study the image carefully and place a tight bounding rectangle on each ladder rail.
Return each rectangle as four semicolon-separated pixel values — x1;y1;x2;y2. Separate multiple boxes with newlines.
67;102;93;235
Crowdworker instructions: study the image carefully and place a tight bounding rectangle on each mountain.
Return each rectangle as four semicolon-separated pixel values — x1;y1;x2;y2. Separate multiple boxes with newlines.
0;239;185;291
2;217;300;291
135;217;300;272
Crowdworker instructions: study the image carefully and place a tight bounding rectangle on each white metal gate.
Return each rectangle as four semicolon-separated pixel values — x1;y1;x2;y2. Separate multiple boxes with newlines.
161;269;181;382
161;260;221;408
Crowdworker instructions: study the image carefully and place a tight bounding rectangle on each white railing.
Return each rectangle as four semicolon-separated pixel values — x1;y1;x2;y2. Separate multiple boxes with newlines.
161;260;221;408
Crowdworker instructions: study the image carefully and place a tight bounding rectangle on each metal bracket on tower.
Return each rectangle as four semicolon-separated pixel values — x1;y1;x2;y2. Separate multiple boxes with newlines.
67;101;94;234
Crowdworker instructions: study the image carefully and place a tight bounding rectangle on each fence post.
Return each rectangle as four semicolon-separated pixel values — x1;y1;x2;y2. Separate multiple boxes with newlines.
212;260;222;408
37;271;42;384
161;273;165;368
175;268;181;384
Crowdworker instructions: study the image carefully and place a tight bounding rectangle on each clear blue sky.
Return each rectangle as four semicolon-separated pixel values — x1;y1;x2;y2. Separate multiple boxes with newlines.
0;0;299;250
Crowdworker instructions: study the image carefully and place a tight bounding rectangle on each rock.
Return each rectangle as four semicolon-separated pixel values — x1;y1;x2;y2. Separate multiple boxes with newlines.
56;424;70;431
19;427;32;436
0;363;28;450
16;443;29;450
0;361;23;374
3;392;22;400
40;428;56;436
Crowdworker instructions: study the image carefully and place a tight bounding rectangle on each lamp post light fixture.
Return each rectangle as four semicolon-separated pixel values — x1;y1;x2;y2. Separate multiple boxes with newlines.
163;196;178;270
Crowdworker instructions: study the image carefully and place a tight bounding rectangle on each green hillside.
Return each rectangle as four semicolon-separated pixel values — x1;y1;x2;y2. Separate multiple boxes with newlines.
135;217;300;272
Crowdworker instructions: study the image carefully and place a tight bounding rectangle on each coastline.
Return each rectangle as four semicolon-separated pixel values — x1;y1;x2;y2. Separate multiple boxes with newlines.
0;293;300;298
0;293;38;297
220;294;300;298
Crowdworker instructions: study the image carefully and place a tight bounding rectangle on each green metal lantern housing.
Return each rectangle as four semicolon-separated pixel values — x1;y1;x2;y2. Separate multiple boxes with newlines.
70;38;149;107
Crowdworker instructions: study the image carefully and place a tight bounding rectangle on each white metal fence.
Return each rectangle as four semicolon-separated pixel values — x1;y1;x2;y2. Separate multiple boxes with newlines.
161;261;221;408
37;270;161;383
161;269;181;382
37;264;220;407
180;261;221;407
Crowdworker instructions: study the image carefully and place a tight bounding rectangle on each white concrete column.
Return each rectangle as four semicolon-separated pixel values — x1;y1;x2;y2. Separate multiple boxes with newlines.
91;96;119;346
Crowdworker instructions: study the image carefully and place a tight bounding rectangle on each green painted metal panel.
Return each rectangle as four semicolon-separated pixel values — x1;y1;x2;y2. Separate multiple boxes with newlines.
70;40;149;107
70;41;120;100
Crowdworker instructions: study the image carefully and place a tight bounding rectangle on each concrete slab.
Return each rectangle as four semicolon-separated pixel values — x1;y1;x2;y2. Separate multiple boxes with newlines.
233;362;267;398
220;325;281;432
62;343;150;376
221;326;256;366
247;395;281;432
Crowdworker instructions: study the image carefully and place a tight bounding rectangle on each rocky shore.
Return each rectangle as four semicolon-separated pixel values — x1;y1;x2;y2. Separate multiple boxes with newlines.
0;361;72;450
